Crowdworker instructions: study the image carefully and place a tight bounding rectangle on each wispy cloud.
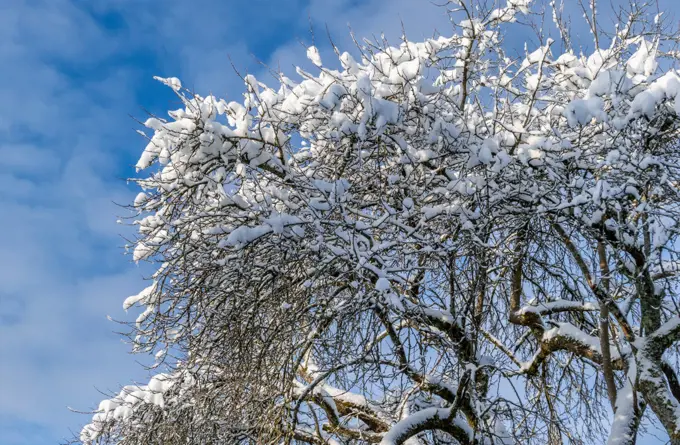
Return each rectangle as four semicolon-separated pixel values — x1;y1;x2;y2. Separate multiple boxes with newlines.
0;1;156;444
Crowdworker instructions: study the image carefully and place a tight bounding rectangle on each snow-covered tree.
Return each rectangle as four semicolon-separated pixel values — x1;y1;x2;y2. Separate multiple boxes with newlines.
78;1;680;443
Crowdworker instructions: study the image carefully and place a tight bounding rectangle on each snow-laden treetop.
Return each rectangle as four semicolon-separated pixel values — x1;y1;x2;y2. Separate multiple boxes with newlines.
79;0;680;444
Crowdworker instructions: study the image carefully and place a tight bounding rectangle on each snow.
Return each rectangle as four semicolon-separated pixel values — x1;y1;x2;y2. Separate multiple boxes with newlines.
375;277;391;292
380;408;471;445
153;76;182;91
81;371;189;443
607;361;638;445
306;46;322;67
221;225;272;248
626;39;657;76
627;71;680;119
650;316;680;340
134;192;149;207
517;299;597;315
564;97;606;127
132;230;168;262
123;283;157;310
398;59;421;81
478;138;496;164
588;70;629;97
542;322;626;362
544;322;597;347
98;399;119;414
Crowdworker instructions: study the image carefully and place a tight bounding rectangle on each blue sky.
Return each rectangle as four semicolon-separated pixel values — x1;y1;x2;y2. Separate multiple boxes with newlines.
0;1;678;444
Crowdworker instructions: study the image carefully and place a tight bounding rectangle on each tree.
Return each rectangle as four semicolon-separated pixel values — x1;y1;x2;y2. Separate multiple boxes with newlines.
78;0;680;443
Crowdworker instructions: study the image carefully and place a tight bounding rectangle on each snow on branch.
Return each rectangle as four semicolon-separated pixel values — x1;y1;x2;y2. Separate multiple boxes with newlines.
77;0;680;443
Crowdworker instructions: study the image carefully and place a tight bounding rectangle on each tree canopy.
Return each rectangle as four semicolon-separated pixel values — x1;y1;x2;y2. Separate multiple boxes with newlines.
78;1;680;443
